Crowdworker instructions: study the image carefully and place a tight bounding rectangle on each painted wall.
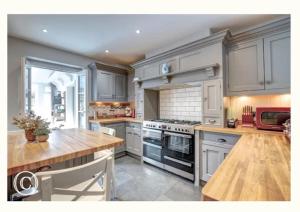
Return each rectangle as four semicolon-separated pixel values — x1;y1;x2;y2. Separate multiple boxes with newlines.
7;36;96;130
227;94;291;120
160;86;202;121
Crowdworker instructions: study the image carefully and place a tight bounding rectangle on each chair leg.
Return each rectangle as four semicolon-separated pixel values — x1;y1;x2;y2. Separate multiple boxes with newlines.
111;148;116;200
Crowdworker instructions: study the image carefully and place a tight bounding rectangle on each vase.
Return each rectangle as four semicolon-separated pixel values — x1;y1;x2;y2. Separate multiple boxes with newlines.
25;129;36;142
36;135;49;142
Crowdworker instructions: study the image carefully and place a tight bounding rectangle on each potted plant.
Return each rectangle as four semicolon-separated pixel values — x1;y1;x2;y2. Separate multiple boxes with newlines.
12;112;51;142
34;128;51;142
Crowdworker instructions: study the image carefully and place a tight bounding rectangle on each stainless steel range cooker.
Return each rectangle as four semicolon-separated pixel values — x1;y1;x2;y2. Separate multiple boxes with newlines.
142;119;201;181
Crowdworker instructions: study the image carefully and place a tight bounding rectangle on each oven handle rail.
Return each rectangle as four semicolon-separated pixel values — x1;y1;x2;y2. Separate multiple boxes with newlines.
143;141;162;149
164;131;192;138
163;155;192;167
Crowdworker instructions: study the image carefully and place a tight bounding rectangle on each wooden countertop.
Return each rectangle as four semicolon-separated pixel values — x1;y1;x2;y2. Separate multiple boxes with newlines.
196;126;290;201
8;128;123;176
194;125;284;135
89;117;143;124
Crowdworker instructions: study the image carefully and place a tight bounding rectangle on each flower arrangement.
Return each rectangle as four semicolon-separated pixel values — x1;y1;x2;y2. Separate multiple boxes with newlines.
12;111;51;142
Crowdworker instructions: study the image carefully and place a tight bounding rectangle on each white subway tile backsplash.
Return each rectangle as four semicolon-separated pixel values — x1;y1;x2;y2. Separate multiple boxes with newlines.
160;86;203;122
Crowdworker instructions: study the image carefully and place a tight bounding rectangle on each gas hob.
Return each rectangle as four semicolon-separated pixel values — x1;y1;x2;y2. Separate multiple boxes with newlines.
143;119;201;134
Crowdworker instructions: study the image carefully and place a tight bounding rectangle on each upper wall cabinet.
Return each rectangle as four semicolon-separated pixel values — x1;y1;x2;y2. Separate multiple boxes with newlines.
264;32;290;90
143;63;160;80
227;39;265;92
226;30;290;96
92;70;127;102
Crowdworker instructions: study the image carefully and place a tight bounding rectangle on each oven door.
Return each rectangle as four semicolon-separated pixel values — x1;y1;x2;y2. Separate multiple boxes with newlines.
163;131;194;174
142;128;163;165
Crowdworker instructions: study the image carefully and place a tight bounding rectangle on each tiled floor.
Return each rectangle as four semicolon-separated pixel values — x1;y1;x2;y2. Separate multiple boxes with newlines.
115;156;202;201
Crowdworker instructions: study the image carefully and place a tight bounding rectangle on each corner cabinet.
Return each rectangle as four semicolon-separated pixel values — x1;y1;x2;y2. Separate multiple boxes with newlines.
93;70;127;101
226;31;290;95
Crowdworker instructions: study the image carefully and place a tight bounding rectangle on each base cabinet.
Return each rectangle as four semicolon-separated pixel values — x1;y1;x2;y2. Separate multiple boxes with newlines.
200;132;240;182
103;122;126;154
126;124;142;156
201;144;230;181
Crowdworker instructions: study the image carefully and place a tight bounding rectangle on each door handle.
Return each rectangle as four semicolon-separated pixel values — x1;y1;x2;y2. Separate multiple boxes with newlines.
217;138;227;143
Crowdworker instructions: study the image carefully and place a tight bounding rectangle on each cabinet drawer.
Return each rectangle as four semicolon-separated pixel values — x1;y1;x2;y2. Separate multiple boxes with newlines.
203;117;221;126
127;122;141;129
202;132;240;146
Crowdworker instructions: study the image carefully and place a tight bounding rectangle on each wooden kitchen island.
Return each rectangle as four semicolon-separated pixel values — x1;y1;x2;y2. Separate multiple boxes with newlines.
8;128;123;176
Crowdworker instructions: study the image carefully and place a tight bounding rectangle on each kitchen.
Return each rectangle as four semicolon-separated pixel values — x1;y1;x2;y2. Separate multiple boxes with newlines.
7;14;291;202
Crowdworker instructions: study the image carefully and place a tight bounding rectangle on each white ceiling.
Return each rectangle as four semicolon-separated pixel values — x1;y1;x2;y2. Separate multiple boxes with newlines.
8;14;285;65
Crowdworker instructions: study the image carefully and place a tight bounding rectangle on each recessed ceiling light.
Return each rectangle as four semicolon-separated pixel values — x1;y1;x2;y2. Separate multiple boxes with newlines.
42;29;48;33
135;29;141;34
105;50;109;53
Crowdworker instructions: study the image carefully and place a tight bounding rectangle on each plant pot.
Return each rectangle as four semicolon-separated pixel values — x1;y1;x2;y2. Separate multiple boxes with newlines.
36;135;49;142
25;129;36;142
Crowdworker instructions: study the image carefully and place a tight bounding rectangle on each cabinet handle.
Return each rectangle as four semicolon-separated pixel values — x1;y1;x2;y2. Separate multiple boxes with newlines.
266;80;272;84
204;97;208;101
203;150;206;152
208;119;216;123
217;138;227;143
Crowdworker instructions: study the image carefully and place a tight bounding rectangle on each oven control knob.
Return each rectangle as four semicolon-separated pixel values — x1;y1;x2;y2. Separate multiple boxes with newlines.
175;128;177;131
168;127;171;130
182;129;184;132
185;129;188;132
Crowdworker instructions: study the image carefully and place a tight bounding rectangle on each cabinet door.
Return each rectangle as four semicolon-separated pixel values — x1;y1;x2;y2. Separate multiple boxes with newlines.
143;63;159;79
228;39;265;92
126;127;134;153
133;129;142;156
90;123;100;131
264;32;290;90
105;123;126;154
115;74;127;100
97;71;115;100
203;79;221;116
202;144;221;182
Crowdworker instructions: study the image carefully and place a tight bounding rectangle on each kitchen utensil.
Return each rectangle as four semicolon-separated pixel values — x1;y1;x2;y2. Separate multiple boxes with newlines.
242;105;254;127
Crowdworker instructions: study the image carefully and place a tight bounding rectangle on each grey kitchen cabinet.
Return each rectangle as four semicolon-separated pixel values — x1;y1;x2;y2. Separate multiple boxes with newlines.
115;73;127;100
126;123;142;156
264;31;290;90
202;144;230;182
93;70;127;101
90;122;100;131
127;71;135;101
97;71;115;100
203;79;222;117
103;122;126;154
227;39;265;92
135;86;144;119
201;132;239;181
227;30;290;95
143;63;160;80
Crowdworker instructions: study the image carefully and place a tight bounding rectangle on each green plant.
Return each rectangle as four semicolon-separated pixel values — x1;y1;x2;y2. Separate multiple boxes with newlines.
34;128;51;136
12;112;51;136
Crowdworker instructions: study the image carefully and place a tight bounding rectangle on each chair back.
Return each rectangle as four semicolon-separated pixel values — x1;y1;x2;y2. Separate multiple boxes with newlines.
31;153;113;201
99;127;116;136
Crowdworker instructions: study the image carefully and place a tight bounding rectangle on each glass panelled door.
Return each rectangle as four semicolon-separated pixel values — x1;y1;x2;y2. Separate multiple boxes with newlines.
24;65;87;129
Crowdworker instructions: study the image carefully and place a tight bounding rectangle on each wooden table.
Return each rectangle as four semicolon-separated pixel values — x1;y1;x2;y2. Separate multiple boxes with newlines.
8;128;123;176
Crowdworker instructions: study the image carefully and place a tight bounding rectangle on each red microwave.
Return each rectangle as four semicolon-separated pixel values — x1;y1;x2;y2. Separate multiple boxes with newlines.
256;107;290;131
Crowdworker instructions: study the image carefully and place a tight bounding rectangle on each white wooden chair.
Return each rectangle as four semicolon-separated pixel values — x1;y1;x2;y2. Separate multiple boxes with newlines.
94;126;117;200
24;152;113;201
94;127;116;159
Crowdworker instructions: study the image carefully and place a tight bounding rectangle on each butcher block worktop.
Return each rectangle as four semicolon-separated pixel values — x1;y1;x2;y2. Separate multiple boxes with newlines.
89;117;143;124
196;126;290;201
7;128;123;176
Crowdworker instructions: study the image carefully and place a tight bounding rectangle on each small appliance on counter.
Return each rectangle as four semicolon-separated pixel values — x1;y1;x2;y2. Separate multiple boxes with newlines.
242;105;254;127
256;107;290;131
227;118;238;128
283;119;291;139
125;106;132;117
